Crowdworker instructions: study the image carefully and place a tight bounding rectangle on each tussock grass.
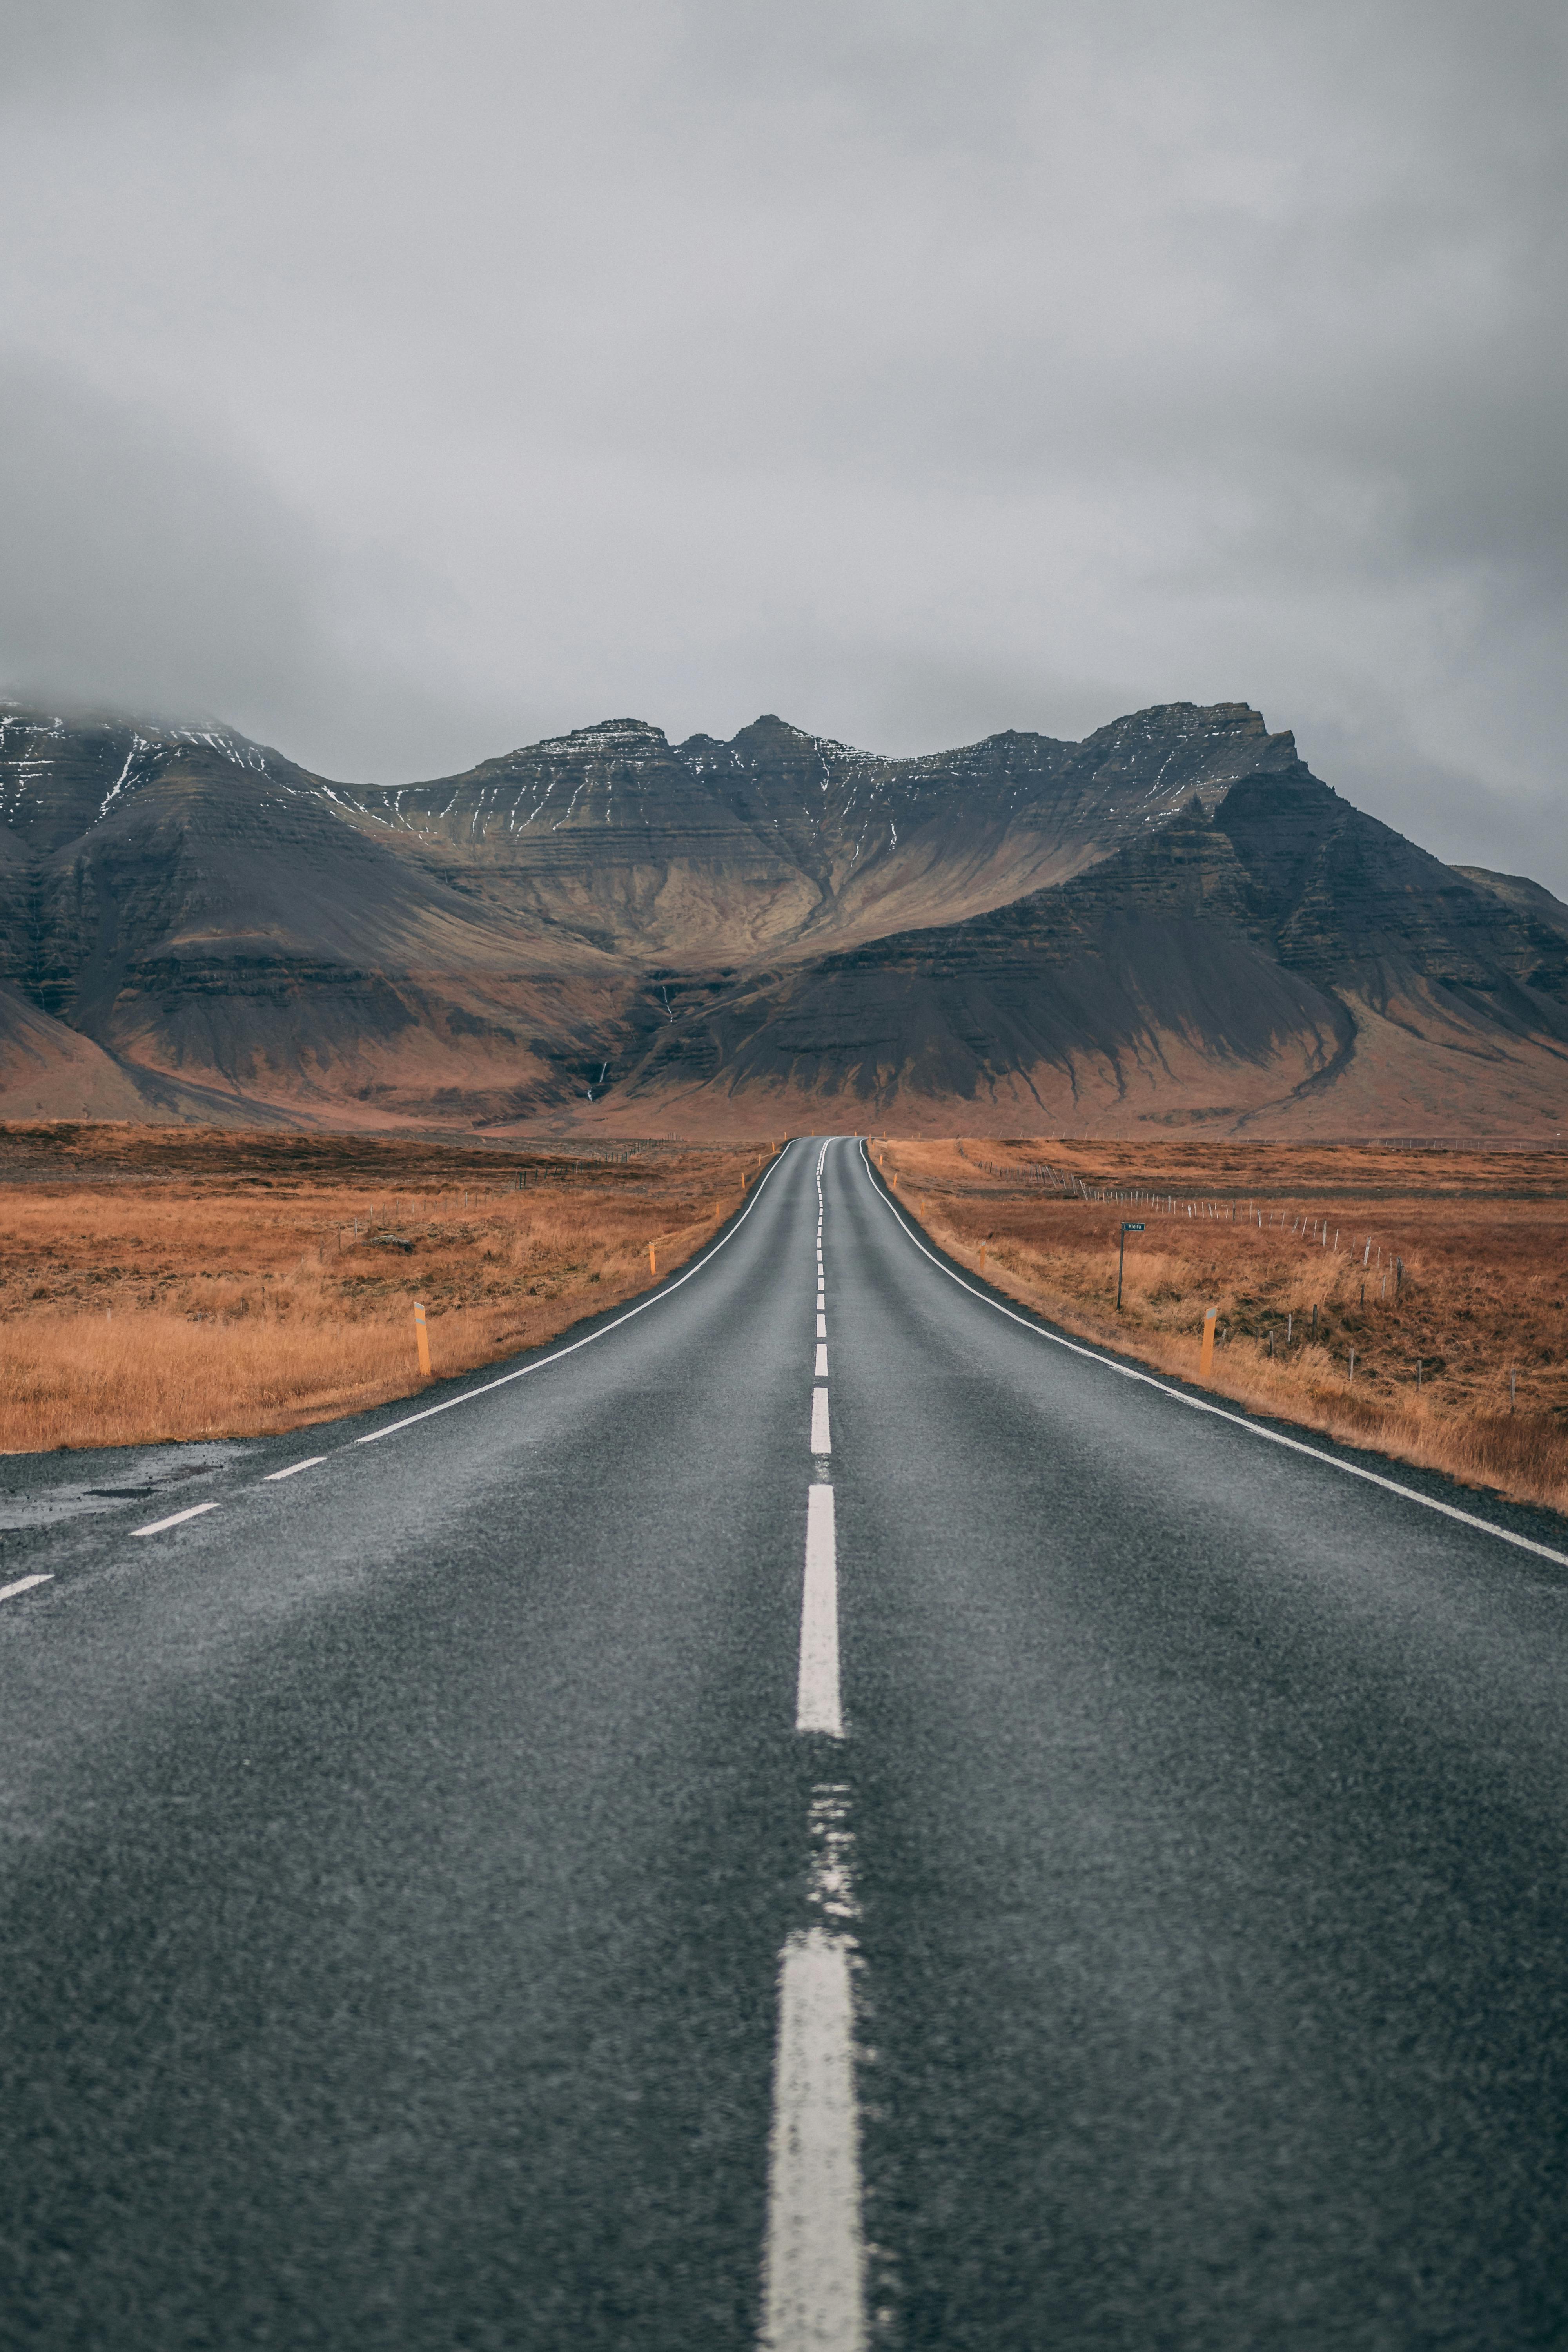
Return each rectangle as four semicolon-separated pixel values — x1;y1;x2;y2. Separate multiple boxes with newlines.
0;1138;773;1450
879;1137;1568;1520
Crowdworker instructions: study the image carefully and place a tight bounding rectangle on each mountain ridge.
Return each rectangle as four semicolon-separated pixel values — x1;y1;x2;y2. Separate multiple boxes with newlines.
0;697;1562;1136
604;767;1568;1135
313;699;1297;964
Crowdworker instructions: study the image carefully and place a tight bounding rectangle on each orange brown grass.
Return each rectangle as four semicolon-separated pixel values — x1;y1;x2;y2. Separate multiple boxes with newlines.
877;1136;1568;1521
0;1127;775;1451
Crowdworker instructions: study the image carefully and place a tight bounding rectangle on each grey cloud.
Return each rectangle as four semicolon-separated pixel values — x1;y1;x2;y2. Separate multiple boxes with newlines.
0;355;495;779
0;0;1564;889
0;356;325;719
1299;710;1565;892
0;0;312;98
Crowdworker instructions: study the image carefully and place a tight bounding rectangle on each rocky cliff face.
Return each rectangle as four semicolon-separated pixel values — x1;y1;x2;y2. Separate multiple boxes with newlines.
1453;866;1568;942
319;702;1298;962
606;771;1568;1135
0;697;1562;1134
0;706;638;1125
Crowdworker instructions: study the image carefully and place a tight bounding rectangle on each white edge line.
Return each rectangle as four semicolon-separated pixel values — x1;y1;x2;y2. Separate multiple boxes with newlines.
263;1456;328;1481
131;1501;221;1537
0;1573;53;1602
858;1140;1568;1573
357;1142;796;1445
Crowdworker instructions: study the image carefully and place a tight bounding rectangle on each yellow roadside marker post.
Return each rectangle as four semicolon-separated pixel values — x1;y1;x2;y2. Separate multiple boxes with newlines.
1199;1305;1218;1381
650;1242;657;1274
414;1300;431;1378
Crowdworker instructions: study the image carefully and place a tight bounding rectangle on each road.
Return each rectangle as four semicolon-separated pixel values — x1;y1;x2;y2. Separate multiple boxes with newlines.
2;1134;1568;2348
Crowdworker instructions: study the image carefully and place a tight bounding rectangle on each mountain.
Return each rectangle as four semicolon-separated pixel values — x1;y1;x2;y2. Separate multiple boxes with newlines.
0;710;637;1126
609;769;1568;1135
0;699;1563;1136
1454;866;1568;939
315;702;1296;963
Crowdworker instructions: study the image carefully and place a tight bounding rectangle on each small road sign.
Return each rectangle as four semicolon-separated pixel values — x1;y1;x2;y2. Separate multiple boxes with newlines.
1116;1222;1145;1310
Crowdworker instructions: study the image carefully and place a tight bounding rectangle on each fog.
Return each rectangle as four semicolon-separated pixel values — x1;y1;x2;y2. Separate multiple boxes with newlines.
2;0;1564;883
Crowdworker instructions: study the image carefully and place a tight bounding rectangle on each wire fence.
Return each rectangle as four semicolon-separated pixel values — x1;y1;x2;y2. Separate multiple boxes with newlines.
938;1143;1558;1407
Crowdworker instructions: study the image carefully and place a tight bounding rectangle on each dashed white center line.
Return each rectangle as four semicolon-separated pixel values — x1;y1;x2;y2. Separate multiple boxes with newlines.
131;1502;221;1537
796;1484;842;1737
760;1134;868;2347
0;1574;53;1605
263;1456;327;1483
759;1927;866;2351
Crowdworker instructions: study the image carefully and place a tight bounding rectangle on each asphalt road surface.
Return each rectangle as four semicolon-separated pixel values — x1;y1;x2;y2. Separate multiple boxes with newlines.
3;1135;1568;2350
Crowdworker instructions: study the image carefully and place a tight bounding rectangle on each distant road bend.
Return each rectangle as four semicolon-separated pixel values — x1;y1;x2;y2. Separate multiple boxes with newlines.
4;1137;1568;2347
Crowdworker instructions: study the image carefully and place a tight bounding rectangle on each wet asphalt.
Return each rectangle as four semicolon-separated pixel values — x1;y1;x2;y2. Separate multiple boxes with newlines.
2;1135;1567;2348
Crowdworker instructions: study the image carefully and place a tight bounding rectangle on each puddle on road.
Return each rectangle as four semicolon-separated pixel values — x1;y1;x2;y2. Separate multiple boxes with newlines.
0;1444;249;1532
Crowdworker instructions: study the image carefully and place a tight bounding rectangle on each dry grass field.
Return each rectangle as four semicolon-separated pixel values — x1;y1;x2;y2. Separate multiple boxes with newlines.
878;1136;1568;1521
0;1125;775;1452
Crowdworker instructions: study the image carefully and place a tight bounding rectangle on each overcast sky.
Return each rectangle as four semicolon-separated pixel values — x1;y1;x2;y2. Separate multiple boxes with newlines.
2;0;1565;884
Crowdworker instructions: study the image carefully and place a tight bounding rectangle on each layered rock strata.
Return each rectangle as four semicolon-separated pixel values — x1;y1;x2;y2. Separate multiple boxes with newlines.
0;699;1562;1135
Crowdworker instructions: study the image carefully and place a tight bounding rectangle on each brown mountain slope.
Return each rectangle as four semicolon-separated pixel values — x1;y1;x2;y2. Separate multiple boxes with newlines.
318;702;1297;961
0;696;1306;1124
0;980;294;1125
0;701;1563;1135
595;771;1568;1138
0;708;639;1125
1454;866;1568;939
